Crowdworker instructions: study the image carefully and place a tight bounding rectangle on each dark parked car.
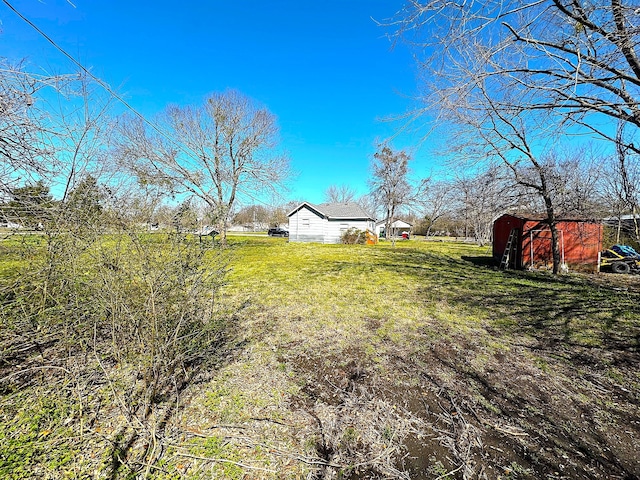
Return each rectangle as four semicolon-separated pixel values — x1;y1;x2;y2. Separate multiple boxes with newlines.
268;227;289;237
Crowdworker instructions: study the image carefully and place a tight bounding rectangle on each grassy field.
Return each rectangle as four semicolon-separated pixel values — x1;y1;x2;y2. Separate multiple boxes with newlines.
1;235;639;479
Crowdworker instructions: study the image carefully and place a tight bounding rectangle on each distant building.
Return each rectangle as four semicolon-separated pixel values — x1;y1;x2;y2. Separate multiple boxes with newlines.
0;221;23;229
602;214;639;239
375;219;412;238
288;202;375;243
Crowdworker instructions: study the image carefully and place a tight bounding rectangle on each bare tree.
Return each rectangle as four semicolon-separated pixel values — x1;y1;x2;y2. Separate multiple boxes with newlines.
609;128;640;241
324;184;357;203
369;144;412;240
0;65;115;232
454;165;510;245
232;204;270;230
268;200;304;228
417;178;454;237
356;193;378;222
445;74;600;272
445;66;573;271
49;72;115;203
393;0;640;151
115;90;289;244
388;1;632;272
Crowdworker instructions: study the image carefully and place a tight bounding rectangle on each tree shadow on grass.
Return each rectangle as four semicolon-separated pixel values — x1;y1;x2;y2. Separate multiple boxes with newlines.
274;243;639;365
375;247;640;363
257;243;640;479
461;254;497;268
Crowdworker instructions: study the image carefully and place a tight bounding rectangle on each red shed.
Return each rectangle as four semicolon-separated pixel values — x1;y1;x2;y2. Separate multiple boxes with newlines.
492;214;603;271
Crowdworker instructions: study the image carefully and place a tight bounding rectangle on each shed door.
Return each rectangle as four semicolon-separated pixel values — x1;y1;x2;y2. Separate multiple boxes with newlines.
527;229;564;268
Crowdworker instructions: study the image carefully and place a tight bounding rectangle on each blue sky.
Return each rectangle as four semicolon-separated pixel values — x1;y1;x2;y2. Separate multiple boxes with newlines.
1;0;438;205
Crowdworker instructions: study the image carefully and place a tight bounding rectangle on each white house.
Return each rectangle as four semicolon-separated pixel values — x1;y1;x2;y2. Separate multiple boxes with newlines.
375;219;412;238
288;202;375;243
0;221;23;229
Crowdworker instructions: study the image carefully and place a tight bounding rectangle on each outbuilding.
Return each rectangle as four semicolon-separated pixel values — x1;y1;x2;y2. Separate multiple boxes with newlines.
492;213;603;271
288;202;375;243
375;219;412;238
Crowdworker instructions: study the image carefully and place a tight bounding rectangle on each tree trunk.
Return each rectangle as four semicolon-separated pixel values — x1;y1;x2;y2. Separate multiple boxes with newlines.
549;220;561;274
632;206;640;243
385;206;394;241
543;196;562;274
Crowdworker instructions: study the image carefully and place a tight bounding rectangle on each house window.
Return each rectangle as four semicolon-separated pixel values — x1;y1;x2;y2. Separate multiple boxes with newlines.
302;218;310;227
340;223;349;232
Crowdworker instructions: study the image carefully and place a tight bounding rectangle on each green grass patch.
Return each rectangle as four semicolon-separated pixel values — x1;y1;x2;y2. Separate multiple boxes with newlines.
2;233;639;479
0;387;82;479
220;236;639;355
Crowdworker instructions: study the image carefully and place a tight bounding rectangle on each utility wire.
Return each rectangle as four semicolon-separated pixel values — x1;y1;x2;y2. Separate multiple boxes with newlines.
1;0;176;145
2;0;282;209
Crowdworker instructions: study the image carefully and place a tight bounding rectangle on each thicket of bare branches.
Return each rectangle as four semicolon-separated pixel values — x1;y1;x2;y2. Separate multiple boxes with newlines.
324;184;357;204
393;0;640;146
414;178;455;237
1;66;234;477
452;165;508;245
0;60;56;195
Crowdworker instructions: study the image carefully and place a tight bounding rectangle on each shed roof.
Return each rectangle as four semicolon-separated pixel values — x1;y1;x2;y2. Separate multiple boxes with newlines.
602;214;640;221
497;213;601;223
288;202;374;220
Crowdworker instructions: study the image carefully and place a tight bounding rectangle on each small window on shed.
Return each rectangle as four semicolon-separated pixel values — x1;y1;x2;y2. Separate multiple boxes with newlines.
302;218;310;227
340;223;349;232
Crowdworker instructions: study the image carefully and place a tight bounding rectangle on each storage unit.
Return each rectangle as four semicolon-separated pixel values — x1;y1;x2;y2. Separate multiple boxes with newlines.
375;219;412;238
492;214;603;271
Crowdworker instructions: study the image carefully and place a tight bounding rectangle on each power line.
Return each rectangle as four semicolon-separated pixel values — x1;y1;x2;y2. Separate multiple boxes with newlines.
2;0;283;210
0;0;177;143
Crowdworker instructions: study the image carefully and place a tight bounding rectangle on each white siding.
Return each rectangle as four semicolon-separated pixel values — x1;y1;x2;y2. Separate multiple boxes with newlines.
376;220;411;237
324;219;373;244
288;206;326;242
289;207;375;243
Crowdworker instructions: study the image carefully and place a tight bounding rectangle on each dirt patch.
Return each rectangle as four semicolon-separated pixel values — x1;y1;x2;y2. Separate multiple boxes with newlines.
411;335;639;479
280;334;640;479
590;271;640;293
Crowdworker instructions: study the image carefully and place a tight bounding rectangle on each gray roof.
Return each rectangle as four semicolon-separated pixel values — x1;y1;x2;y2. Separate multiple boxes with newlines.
288;201;374;220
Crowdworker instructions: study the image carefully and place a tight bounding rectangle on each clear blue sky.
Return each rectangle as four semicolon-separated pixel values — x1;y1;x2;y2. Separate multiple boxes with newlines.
1;0;438;205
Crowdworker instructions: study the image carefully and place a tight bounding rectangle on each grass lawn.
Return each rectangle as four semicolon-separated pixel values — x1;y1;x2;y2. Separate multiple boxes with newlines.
1;234;639;479
224;236;638;355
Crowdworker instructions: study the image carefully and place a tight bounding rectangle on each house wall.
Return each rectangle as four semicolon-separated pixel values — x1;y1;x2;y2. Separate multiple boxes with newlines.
324;219;374;244
288;206;326;243
288;207;374;243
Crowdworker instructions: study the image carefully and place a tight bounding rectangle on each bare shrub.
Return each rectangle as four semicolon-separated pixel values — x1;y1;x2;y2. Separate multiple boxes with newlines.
0;197;230;477
341;228;365;245
303;389;427;479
